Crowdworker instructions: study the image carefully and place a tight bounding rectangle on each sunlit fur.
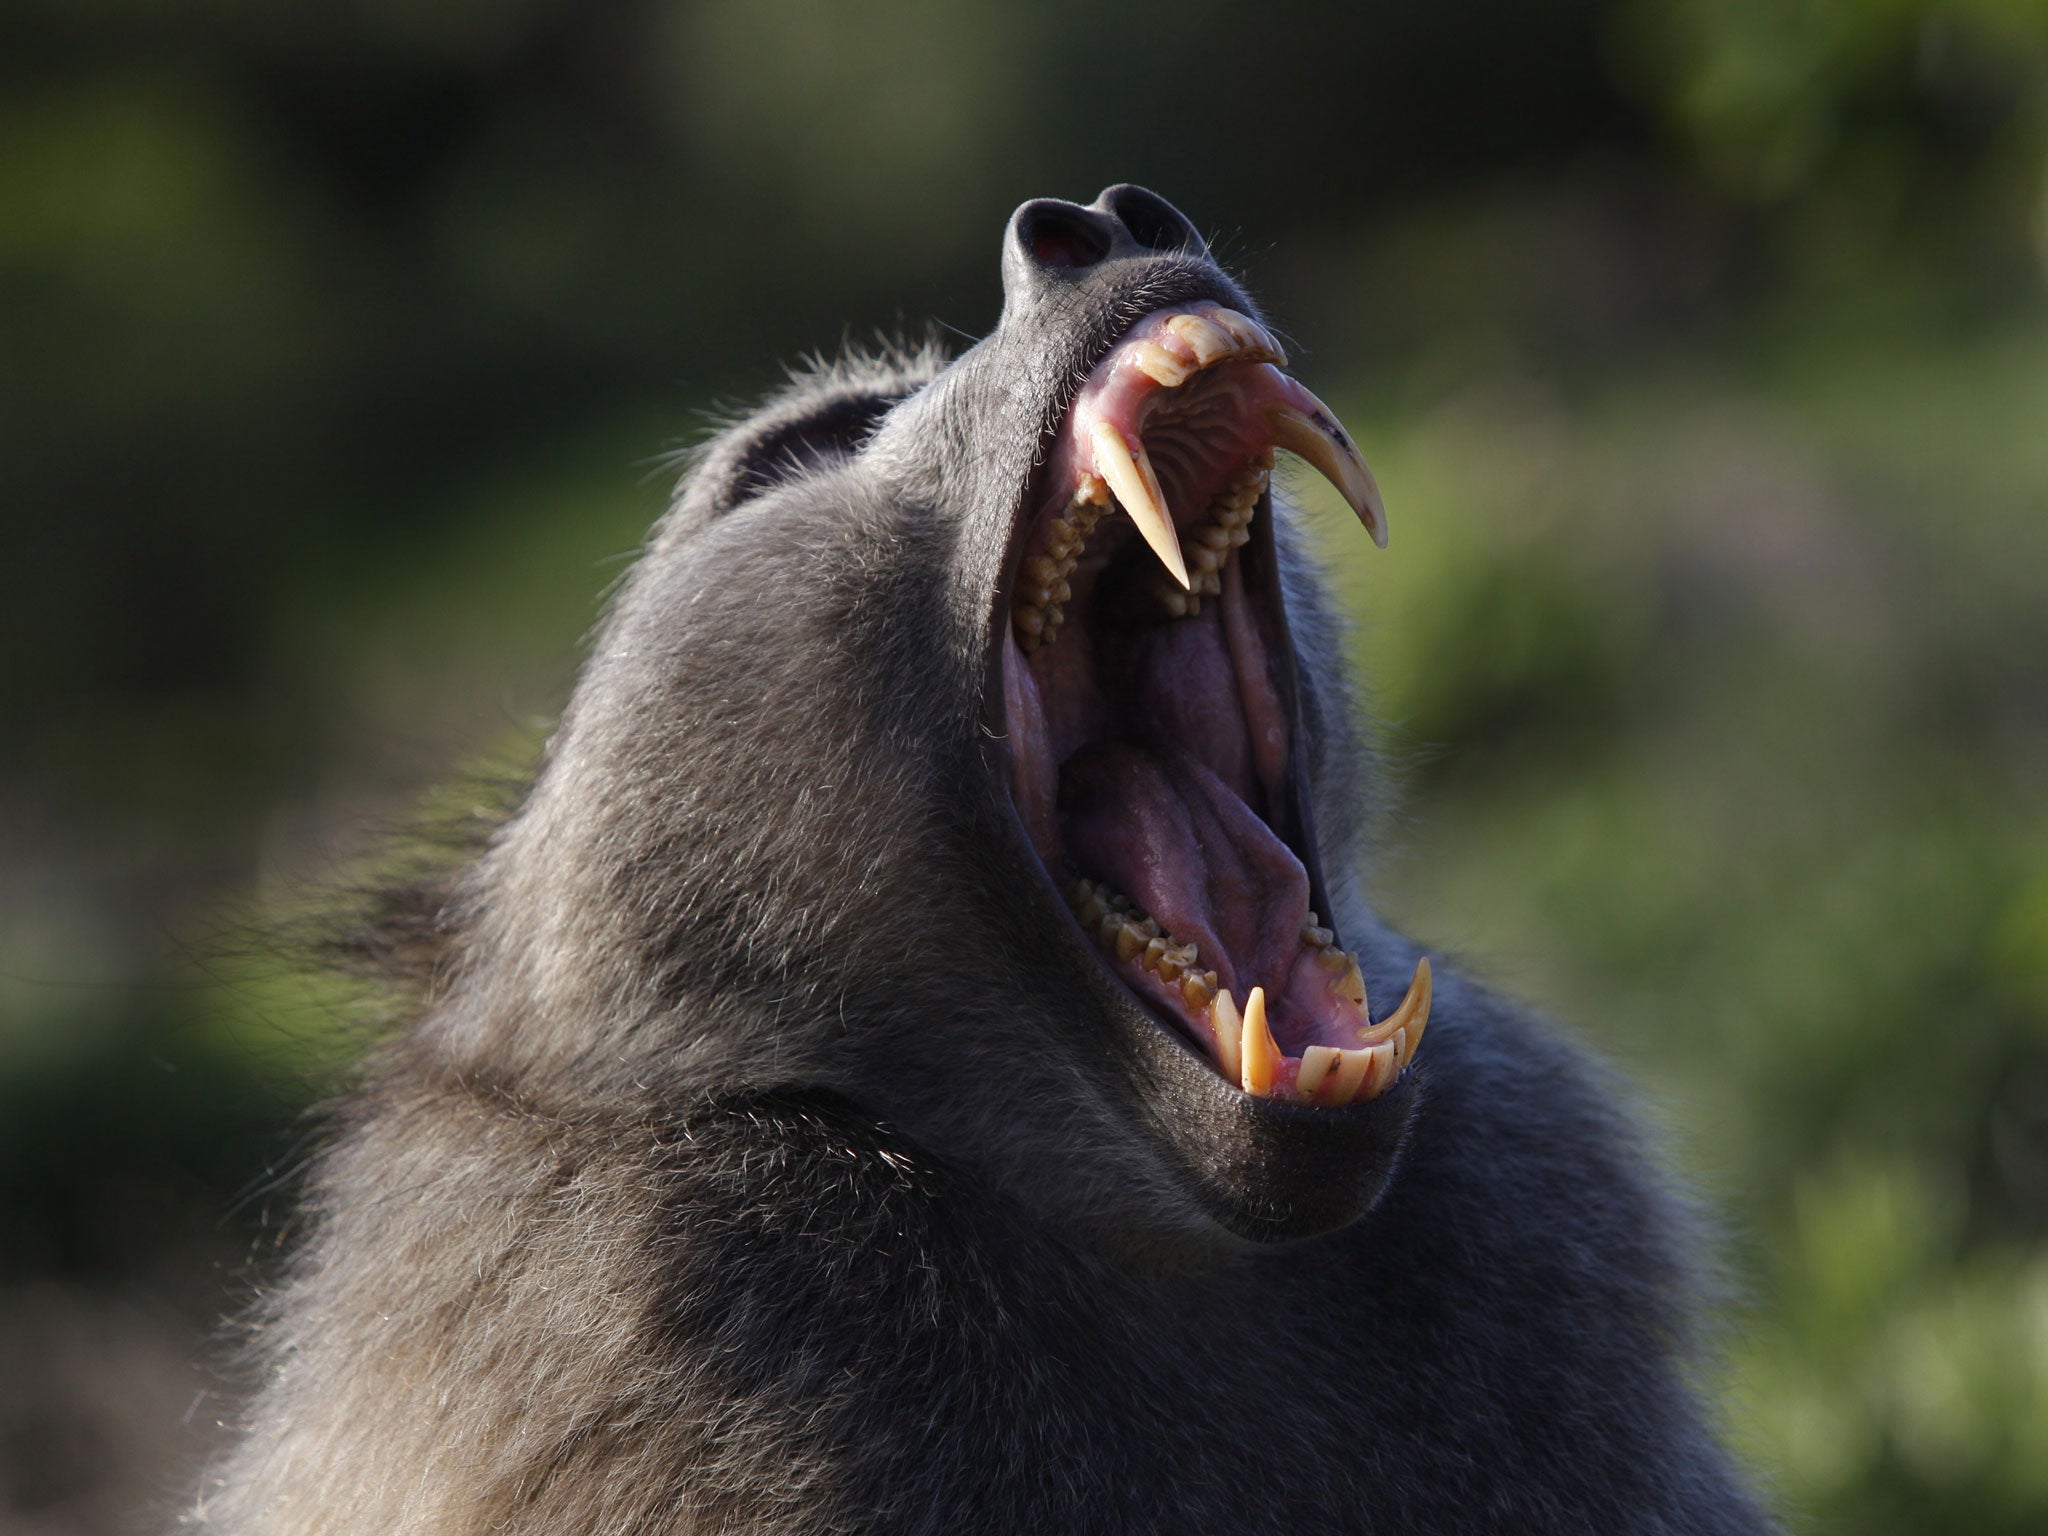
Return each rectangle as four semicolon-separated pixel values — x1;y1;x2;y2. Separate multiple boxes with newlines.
189;208;1777;1533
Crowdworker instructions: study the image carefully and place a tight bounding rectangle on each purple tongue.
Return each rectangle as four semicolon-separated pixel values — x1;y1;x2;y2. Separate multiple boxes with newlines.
1061;740;1310;1003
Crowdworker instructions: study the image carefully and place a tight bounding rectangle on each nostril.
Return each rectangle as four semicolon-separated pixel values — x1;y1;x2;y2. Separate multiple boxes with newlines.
1014;201;1111;273
1098;185;1204;256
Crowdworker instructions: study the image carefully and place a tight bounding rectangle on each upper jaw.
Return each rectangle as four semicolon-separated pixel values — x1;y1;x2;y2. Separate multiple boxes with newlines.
989;295;1432;1113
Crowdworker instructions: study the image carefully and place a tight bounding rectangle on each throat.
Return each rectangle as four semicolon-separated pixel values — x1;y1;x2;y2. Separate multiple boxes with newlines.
1061;738;1310;1028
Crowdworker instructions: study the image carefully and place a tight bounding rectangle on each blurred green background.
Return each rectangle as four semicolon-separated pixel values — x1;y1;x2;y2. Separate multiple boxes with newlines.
3;0;2045;1530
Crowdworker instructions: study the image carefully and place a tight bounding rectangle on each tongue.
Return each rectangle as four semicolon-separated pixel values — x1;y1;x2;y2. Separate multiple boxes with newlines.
1061;740;1311;1007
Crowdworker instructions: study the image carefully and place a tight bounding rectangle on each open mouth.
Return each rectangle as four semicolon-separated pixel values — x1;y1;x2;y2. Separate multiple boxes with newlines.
1000;303;1432;1107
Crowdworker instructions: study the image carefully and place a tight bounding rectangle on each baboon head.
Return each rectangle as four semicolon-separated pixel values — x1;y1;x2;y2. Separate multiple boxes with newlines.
464;186;1427;1255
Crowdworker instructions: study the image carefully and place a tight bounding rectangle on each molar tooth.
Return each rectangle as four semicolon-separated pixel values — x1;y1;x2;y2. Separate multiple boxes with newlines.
1051;579;1071;603
1336;954;1367;1008
1297;1045;1339;1100
1210;989;1244;1083
1262;396;1387;547
1196;524;1232;551
1047;524;1079;559
1090;420;1191;590
1015;605;1045;638
1024;554;1059;584
1240;986;1279;1097
1113;922;1146;964
1166;312;1237;366
1129;340;1195;388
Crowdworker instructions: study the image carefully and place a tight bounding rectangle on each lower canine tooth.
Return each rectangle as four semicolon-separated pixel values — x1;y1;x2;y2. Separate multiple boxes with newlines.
1371;957;1431;1061
1240;986;1279;1097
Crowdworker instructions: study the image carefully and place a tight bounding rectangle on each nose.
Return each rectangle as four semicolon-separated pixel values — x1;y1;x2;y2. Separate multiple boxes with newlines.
1001;184;1207;301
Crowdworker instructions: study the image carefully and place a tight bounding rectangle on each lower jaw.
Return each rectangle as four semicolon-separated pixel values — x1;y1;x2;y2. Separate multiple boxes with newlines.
1064;875;1431;1108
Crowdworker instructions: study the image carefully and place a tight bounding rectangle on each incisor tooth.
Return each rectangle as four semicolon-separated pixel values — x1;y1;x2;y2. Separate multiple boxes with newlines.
1262;398;1388;548
1359;1040;1399;1099
1090;420;1191;590
1328;1047;1373;1105
1166;312;1237;366
1210;989;1244;1084
1240;986;1279;1097
1297;1045;1339;1100
1129;340;1194;388
1209;308;1288;366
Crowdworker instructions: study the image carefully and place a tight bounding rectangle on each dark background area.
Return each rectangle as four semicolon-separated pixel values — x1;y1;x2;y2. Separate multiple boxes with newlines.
4;2;2046;1531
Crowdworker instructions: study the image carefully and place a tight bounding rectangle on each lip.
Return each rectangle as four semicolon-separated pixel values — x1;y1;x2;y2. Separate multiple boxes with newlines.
984;295;1429;1108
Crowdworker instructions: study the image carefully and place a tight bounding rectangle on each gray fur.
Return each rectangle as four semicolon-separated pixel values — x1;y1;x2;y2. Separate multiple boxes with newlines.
189;191;1777;1534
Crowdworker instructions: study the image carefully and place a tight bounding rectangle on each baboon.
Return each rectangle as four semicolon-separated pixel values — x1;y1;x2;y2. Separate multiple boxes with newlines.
192;187;1777;1534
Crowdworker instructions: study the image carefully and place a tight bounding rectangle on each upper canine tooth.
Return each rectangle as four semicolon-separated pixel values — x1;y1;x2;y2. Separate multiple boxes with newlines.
1262;396;1388;548
1129;340;1194;388
1240;986;1279;1097
1090;420;1191;590
1165;312;1237;366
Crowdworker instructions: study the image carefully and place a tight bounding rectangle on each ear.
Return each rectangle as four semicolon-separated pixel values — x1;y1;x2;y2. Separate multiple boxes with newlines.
668;346;946;539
